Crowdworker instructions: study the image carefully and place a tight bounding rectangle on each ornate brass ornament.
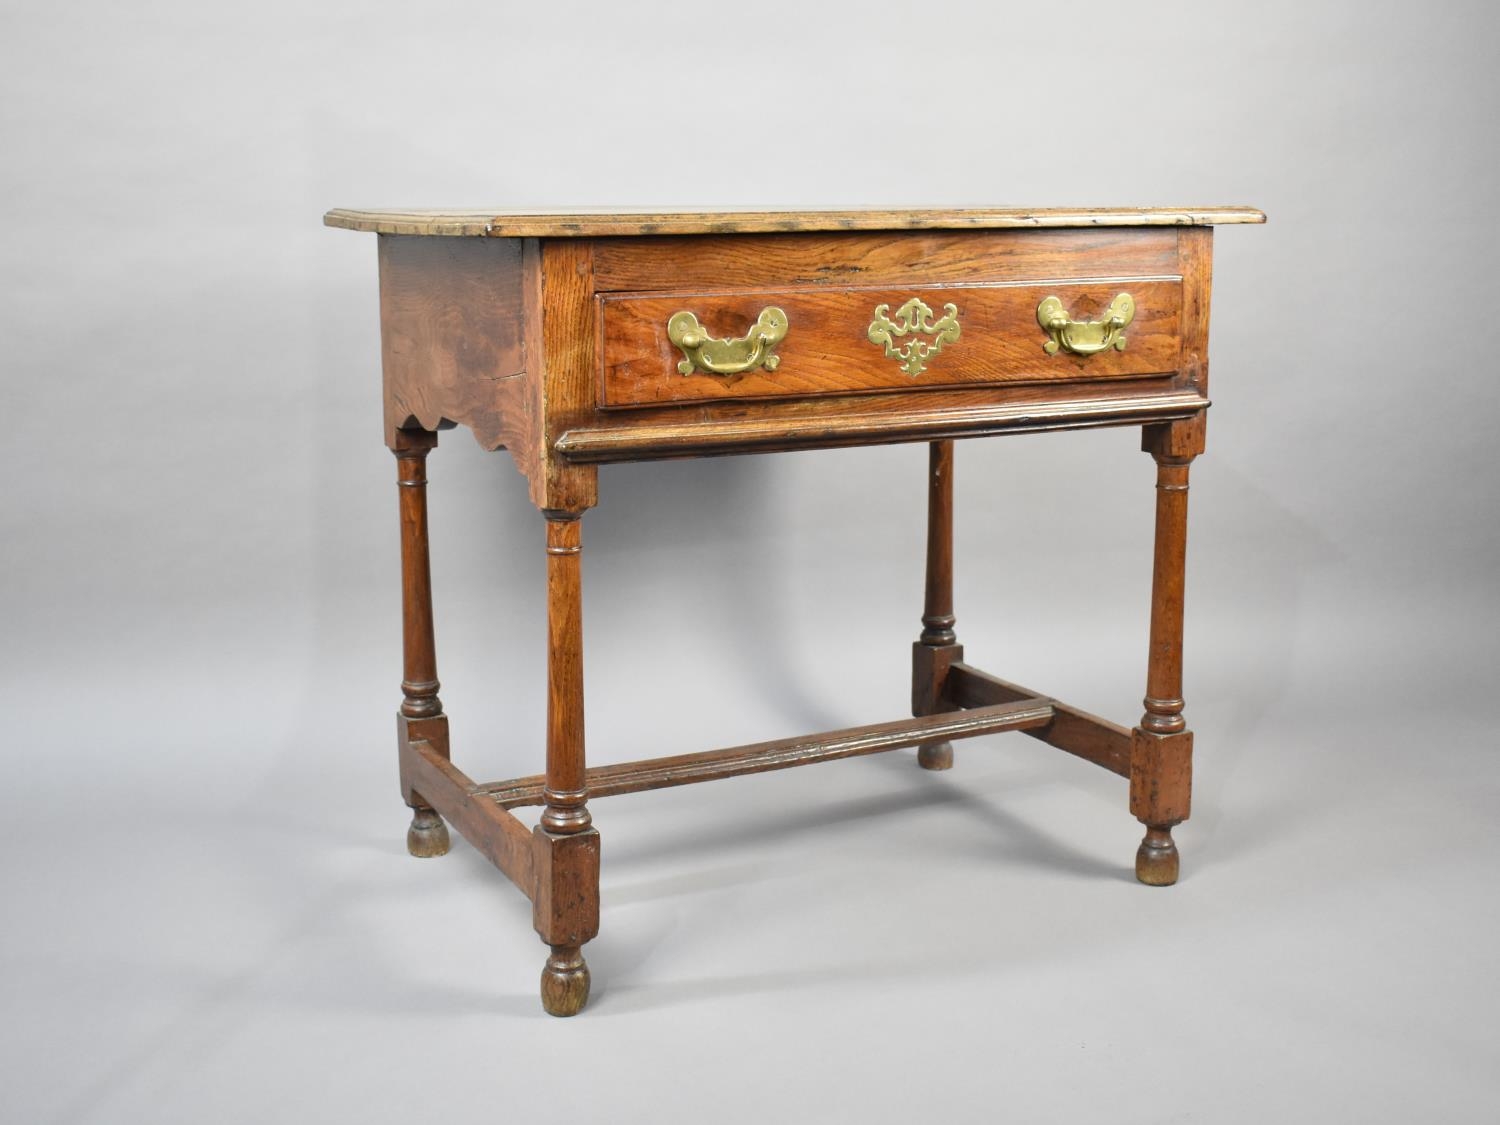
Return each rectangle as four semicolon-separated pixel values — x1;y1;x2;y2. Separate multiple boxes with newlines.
667;307;789;376
867;297;962;377
1036;292;1135;356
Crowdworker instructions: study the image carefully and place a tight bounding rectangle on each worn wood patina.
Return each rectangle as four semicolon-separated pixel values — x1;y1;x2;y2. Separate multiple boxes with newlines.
328;204;1264;1015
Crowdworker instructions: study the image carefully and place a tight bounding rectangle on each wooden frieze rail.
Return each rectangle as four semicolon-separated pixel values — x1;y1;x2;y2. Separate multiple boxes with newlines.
328;205;1264;1015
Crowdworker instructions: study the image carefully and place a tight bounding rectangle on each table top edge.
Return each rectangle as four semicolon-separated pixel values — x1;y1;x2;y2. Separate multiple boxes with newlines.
322;206;1267;238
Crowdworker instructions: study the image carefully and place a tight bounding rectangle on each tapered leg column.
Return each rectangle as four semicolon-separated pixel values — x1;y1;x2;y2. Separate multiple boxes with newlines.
913;441;962;770
1131;421;1202;885
392;429;450;858
535;512;600;1016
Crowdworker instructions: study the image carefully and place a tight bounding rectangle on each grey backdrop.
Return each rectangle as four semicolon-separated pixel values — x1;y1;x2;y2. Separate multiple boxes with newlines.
4;1;1498;1121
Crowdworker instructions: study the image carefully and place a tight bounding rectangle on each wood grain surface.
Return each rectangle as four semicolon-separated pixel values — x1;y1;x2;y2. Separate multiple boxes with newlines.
479;699;1054;805
377;235;528;450
592;228;1180;292
327;205;1265;238
600;278;1183;408
331;209;1264;1012
943;663;1134;776
556;383;1207;461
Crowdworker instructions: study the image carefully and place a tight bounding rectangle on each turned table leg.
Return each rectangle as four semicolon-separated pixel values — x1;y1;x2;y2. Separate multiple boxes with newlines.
392;428;451;858
535;512;600;1016
1131;421;1202;885
913;440;961;770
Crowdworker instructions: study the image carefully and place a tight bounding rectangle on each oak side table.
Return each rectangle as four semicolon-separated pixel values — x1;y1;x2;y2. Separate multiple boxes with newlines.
325;206;1264;1016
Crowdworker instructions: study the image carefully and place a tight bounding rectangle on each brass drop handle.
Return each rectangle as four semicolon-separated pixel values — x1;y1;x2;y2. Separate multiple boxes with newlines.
667;307;789;376
1037;292;1135;356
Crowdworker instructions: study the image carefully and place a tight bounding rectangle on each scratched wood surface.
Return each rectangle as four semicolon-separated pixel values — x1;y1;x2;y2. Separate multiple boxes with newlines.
327;205;1265;238
377;235;529;451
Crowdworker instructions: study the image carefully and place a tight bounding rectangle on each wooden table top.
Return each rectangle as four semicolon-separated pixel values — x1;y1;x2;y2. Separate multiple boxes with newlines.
323;205;1266;239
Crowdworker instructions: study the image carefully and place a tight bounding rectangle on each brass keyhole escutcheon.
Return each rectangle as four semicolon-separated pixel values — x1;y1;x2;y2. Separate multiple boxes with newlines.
867;297;962;377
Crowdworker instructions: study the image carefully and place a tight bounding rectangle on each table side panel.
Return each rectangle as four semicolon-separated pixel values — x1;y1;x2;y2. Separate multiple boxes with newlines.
377;234;531;452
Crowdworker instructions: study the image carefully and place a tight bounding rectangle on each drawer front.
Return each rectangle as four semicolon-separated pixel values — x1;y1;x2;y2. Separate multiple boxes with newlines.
599;279;1182;408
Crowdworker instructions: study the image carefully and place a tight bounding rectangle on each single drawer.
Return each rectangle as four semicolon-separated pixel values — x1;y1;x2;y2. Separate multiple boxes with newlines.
599;279;1183;408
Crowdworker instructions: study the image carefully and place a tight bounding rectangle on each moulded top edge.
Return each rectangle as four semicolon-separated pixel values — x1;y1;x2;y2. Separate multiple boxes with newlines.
322;206;1267;238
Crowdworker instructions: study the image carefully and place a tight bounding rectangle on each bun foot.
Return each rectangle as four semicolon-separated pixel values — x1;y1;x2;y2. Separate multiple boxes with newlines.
917;741;954;771
406;807;450;858
1135;825;1179;886
540;946;591;1017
